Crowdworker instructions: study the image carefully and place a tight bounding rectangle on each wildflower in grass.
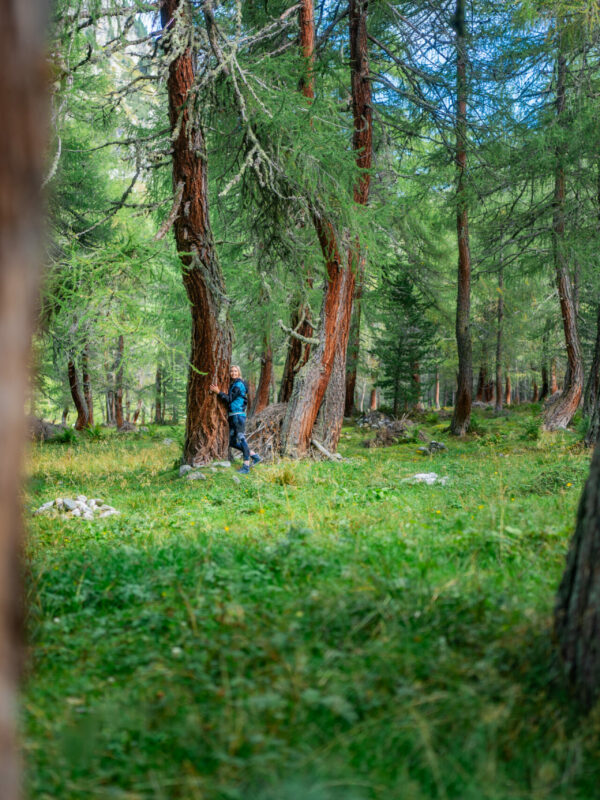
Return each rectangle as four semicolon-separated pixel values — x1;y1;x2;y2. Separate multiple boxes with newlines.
224;526;229;531
566;483;572;487
478;504;484;510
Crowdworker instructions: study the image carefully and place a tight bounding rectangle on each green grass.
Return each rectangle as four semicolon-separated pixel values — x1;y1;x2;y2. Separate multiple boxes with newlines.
23;408;600;799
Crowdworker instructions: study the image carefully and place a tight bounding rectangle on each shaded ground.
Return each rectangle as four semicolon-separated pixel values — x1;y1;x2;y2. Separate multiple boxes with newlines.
23;406;600;799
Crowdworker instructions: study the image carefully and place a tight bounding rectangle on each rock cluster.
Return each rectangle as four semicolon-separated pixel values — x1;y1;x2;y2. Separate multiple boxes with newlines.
417;441;447;455
180;461;233;480
34;496;120;520
402;472;449;486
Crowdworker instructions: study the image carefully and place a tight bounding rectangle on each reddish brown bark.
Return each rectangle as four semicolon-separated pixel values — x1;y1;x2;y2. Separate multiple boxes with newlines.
132;398;142;424
68;358;90;430
161;0;233;464
251;341;273;416
82;342;93;426
450;0;472;436
299;0;315;99
281;0;372;456
544;48;583;430
0;2;47;796
115;335;124;429
370;387;377;411
505;374;512;406
532;380;539;402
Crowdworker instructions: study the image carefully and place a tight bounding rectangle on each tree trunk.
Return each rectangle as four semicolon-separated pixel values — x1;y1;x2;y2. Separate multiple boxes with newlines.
450;0;472;436
555;443;600;708
115;335;124;429
125;390;131;423
82;342;93;426
161;0;233;464
132;398;142;424
281;0;372;457
532;380;539;402
68;359;89;430
154;365;163;425
278;301;313;403
61;408;69;426
475;363;487;402
412;362;423;411
0;3;47;796
505;374;511;406
584;305;600;418
252;340;273;416
344;300;361;416
543;46;583;430
434;368;440;410
495;265;504;412
370;387;377;411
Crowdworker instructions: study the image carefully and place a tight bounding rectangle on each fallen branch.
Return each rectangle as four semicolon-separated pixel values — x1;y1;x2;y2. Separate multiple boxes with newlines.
311;438;342;461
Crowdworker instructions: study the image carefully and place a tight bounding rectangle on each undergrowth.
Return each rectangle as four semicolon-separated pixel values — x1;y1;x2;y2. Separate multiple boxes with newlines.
23;407;599;800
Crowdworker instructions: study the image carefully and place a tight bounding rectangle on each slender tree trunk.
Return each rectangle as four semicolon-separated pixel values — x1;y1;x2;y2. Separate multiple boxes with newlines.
154;366;163;425
344;302;361;416
532;380;539;402
412;363;423;411
505;374;511;406
125;390;131;423
252;340;273;416
450;0;472;436
68;359;89;430
370;387;377;411
82;342;93;426
544;46;583;430
132;398;142;424
0;4;47;796
281;0;372;456
476;363;487;402
540;329;550;401
584;305;600;418
115;335;124;429
555;443;600;708
161;0;233;464
61;408;69;426
435;368;441;410
495;268;504;412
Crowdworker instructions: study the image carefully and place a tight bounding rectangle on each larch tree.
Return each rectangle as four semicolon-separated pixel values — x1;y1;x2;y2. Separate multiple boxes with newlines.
544;28;584;430
160;0;233;465
450;0;473;436
0;1;48;797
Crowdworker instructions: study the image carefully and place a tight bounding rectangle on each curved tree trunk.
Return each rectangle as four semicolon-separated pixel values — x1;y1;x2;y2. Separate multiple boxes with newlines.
555;443;600;708
544;48;583;430
68;358;89;430
161;0;233;464
0;2;48;796
450;0;472;436
282;0;372;457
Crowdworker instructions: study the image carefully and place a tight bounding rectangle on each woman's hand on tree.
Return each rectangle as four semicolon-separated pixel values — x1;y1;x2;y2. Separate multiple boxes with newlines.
209;384;219;394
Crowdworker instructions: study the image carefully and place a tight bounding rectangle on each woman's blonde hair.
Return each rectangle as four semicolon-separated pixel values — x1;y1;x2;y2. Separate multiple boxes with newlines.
230;365;242;378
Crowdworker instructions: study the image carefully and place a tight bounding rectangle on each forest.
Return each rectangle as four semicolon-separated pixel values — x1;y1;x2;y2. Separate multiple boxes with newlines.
3;0;600;797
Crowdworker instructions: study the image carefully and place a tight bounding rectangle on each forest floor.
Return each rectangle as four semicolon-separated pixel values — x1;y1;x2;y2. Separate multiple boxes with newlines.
23;406;600;800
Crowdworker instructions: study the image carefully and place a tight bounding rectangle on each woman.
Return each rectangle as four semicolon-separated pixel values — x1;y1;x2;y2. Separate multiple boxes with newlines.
210;366;261;474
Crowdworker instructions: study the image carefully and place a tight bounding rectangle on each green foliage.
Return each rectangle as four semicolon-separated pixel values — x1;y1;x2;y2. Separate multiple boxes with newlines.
84;423;105;441
50;427;78;445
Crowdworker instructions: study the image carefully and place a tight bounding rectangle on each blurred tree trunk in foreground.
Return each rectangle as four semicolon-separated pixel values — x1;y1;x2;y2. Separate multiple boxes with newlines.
0;1;48;797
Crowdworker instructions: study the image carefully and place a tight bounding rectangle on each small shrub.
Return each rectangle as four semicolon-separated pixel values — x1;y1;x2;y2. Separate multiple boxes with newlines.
425;412;439;425
520;417;541;441
51;427;77;444
269;464;298;486
85;423;105;441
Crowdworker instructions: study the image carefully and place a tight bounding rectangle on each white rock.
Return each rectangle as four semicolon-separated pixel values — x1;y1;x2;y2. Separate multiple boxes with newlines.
187;472;206;481
179;464;193;477
55;498;64;509
82;512;94;521
63;498;77;511
403;472;449;486
99;508;119;518
35;500;55;515
88;500;97;510
76;495;87;503
71;507;82;517
213;461;231;469
164;438;174;445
